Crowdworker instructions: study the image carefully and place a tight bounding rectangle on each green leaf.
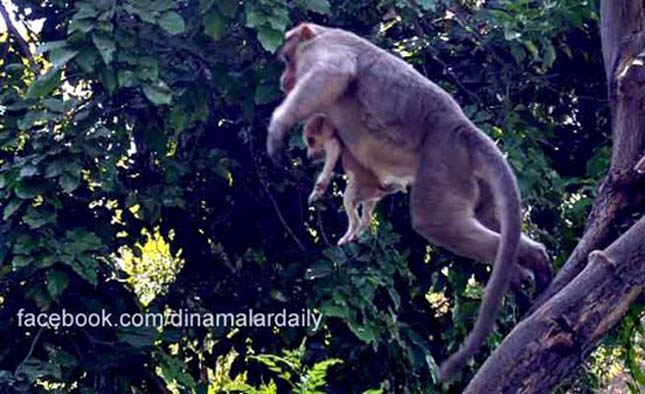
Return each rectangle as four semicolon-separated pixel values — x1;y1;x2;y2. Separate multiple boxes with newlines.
217;0;238;16
13;255;34;269
142;81;173;105
67;256;98;285
14;182;44;199
157;11;185;35
143;125;168;152
320;304;350;319
256;27;283;52
303;0;330;14
123;4;157;24
92;33;116;64
245;9;265;28
118;326;158;349
417;0;436;10
3;199;22;220
5;63;24;72
68;18;95;35
347;321;378;344
305;261;333;280
14;234;36;255
100;67;117;92
204;8;226;41
59;173;80;193
45;160;65;178
542;42;556;70
23;207;56;229
26;69;62;99
50;48;79;68
198;0;216;14
43;98;66;113
35;41;67;55
136;57;159;81
65;230;104;253
140;0;175;12
47;270;69;301
266;12;289;31
73;3;99;19
19;165;38;178
168;109;189;132
74;48;97;73
523;40;539;61
117;70;138;87
254;84;278;105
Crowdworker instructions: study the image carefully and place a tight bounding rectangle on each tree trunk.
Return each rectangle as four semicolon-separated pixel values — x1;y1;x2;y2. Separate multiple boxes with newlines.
465;1;645;392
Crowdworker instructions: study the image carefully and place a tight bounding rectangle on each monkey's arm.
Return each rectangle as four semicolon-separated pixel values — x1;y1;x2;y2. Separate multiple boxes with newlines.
308;137;341;204
268;55;357;159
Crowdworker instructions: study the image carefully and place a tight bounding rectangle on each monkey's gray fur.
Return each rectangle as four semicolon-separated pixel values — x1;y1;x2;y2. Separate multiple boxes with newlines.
267;23;551;381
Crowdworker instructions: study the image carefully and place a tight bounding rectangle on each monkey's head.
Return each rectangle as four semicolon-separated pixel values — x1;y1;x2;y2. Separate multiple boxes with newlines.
303;115;334;161
278;23;324;93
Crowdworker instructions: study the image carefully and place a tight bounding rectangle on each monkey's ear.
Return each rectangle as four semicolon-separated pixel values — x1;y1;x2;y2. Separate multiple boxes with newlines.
299;24;316;41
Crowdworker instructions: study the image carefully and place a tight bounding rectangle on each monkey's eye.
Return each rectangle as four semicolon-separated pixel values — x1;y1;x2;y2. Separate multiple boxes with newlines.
306;137;315;146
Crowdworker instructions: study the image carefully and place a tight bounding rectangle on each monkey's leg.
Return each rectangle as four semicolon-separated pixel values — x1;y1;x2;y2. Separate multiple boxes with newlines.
338;179;361;246
355;199;377;237
309;138;342;205
409;153;527;285
474;181;552;291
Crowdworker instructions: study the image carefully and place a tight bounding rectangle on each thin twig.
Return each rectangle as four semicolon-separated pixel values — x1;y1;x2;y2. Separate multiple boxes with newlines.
316;209;332;247
15;327;43;374
404;3;483;106
0;1;40;74
248;129;306;252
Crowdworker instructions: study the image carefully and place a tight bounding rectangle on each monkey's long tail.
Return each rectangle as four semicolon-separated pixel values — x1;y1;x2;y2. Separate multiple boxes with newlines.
438;130;522;382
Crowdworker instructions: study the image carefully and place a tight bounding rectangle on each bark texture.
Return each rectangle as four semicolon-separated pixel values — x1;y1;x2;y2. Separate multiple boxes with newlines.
465;1;645;392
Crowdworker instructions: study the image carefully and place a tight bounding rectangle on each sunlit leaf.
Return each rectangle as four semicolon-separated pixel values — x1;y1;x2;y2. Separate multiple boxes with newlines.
142;81;173;105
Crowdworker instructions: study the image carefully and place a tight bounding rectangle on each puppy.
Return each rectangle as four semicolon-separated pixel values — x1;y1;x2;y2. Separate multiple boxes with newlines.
303;115;404;245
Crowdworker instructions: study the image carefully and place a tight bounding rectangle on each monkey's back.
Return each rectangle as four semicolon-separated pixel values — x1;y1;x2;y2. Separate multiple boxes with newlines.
319;28;474;152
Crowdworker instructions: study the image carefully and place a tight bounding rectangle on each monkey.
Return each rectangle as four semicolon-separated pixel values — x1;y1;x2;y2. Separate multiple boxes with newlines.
267;23;552;381
303;115;405;245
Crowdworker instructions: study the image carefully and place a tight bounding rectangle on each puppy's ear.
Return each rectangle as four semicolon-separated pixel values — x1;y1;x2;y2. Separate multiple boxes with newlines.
304;116;324;135
320;119;337;136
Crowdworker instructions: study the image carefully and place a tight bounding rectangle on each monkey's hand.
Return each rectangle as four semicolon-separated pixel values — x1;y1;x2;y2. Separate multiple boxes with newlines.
267;110;290;163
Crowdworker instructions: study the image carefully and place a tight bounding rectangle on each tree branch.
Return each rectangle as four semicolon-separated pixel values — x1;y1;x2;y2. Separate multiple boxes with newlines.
0;2;40;74
465;217;645;393
530;0;645;311
467;1;645;390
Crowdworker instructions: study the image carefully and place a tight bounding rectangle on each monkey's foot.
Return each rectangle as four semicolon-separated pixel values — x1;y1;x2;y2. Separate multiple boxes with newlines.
509;265;534;293
518;243;552;294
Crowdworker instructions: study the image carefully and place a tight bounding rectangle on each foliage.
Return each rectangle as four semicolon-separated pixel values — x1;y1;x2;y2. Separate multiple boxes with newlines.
0;0;640;393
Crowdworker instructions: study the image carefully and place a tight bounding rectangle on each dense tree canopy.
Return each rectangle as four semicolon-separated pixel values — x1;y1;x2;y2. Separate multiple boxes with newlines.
0;0;642;393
